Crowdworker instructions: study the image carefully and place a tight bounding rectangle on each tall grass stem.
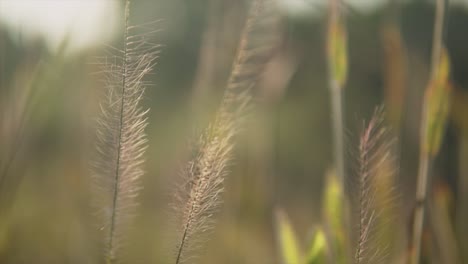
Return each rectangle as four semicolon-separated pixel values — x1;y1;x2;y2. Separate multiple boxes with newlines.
410;0;448;263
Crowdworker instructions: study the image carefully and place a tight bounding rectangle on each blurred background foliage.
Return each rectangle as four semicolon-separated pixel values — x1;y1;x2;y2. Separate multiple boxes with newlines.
0;0;468;263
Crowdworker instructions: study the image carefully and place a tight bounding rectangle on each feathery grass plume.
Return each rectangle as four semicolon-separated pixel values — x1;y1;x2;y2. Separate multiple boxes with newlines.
322;169;347;264
275;209;302;264
371;139;402;261
411;0;451;262
91;1;159;262
219;0;280;117
354;108;397;264
172;0;279;263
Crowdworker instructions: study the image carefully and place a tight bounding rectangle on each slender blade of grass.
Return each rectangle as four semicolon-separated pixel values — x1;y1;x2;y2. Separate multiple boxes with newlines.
410;1;451;262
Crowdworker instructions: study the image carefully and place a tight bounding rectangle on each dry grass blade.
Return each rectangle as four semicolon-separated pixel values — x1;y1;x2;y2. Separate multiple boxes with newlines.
91;1;159;262
355;108;397;264
172;0;279;263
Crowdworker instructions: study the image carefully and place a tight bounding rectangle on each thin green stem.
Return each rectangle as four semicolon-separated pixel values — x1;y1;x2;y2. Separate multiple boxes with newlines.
330;83;345;190
410;0;448;263
326;1;350;262
411;147;431;264
327;0;346;203
430;0;446;78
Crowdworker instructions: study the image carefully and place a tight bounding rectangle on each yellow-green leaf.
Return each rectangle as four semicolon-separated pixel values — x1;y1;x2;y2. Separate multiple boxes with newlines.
435;47;450;83
322;169;347;264
275;209;302;264
423;47;452;157
327;17;348;88
323;170;343;230
306;227;327;264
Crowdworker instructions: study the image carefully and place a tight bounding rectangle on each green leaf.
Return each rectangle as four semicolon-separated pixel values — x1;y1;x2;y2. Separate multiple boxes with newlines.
322;170;347;264
423;47;452;157
327;18;348;88
306;227;327;264
275;209;302;264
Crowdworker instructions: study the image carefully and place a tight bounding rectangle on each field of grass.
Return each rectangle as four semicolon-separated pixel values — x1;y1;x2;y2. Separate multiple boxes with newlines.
0;0;467;263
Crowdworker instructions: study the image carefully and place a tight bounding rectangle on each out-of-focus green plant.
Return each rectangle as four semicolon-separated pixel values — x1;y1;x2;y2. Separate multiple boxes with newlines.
451;86;468;263
430;182;460;263
275;209;302;264
275;209;328;264
411;0;451;261
274;109;401;264
381;23;407;131
322;170;347;264
306;228;327;264
0;37;70;258
327;1;348;89
326;0;348;201
422;48;451;157
412;46;452;264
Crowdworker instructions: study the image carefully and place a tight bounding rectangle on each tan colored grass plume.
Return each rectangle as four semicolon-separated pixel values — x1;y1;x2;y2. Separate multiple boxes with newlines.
90;1;160;263
171;0;280;263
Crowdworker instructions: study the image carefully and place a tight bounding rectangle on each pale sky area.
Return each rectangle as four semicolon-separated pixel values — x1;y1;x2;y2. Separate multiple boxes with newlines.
0;0;467;53
277;0;388;16
0;0;119;53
